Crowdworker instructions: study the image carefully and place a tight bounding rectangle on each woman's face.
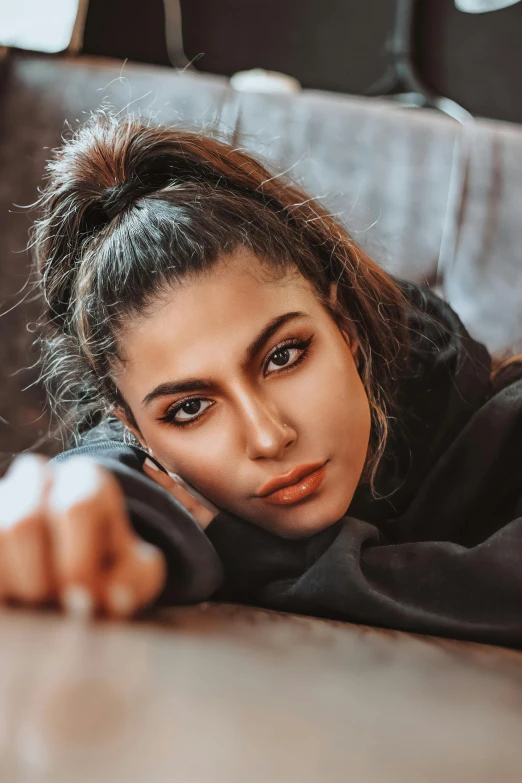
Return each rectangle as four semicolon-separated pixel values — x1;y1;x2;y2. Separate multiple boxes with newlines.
114;248;371;539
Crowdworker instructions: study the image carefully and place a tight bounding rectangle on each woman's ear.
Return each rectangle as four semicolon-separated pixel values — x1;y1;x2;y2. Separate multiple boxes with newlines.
112;408;149;451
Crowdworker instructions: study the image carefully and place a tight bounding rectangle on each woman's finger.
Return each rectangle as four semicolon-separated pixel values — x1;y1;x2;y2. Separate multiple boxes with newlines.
143;459;187;496
92;462;167;617
101;537;166;618
47;457;115;616
0;454;55;604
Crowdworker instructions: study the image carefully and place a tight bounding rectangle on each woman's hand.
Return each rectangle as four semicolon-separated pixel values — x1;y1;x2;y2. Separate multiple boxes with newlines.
142;458;218;530
0;453;166;619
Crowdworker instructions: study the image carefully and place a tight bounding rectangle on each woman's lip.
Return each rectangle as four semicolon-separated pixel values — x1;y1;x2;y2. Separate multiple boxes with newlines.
260;461;328;505
256;461;327;498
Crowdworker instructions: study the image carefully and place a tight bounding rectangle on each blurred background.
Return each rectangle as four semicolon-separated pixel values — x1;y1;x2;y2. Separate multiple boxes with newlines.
1;0;522;471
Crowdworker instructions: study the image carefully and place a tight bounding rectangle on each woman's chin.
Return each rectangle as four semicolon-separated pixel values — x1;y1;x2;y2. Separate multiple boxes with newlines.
263;502;348;540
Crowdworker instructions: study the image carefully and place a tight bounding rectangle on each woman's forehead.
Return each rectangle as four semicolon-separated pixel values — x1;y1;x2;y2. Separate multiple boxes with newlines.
116;250;321;372
127;250;314;337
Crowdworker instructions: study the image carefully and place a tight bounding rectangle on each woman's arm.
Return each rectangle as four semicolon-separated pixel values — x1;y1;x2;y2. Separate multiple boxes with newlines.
203;507;522;648
267;515;522;647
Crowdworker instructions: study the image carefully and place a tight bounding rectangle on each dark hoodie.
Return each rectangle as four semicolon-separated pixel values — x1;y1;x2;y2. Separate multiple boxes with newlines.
52;281;522;648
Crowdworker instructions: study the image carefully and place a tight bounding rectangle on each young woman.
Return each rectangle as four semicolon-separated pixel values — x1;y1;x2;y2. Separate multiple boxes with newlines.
1;110;522;647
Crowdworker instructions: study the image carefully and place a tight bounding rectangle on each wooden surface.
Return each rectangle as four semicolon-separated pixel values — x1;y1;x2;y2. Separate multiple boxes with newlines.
1;604;522;783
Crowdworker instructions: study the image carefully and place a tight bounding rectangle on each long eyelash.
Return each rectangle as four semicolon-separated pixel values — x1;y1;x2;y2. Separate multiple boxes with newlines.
158;335;314;428
263;335;314;375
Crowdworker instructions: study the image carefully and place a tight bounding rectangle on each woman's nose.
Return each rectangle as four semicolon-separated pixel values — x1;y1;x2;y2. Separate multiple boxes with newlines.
243;409;294;460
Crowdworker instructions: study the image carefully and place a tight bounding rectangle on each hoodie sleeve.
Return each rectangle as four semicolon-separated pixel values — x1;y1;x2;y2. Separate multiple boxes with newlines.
264;510;522;649
204;510;522;648
51;439;224;605
262;514;522;649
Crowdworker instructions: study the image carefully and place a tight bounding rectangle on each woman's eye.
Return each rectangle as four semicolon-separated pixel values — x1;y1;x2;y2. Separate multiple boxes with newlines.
161;398;212;426
160;336;313;427
264;340;309;374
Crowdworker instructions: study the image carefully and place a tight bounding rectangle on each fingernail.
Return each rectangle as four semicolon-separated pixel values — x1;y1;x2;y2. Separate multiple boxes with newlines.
144;458;159;471
135;540;159;561
108;584;134;616
63;586;93;619
49;459;103;513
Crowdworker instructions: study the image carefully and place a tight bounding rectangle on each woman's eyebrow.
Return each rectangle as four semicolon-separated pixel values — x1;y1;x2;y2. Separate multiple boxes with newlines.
141;310;309;408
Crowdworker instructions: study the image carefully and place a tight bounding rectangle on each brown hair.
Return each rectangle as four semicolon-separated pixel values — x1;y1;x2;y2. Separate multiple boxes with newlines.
31;109;474;497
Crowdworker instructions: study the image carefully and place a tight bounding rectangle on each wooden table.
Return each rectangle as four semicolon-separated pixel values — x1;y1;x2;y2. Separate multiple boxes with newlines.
1;603;522;783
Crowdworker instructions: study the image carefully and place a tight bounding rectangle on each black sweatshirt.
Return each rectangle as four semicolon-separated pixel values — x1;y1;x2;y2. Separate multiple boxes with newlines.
52;281;522;648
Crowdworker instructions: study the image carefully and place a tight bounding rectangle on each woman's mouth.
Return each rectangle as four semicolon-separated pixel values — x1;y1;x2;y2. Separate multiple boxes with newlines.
260;461;328;505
